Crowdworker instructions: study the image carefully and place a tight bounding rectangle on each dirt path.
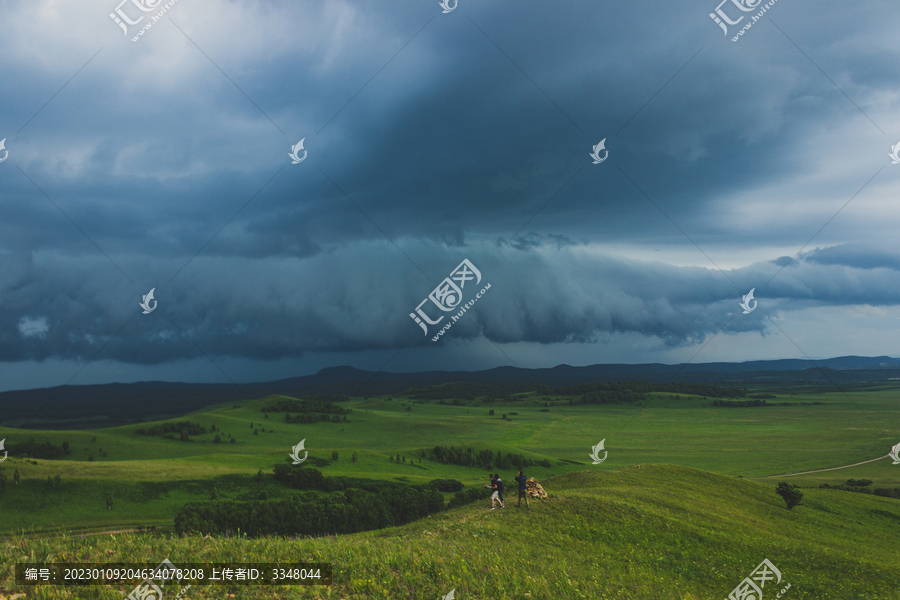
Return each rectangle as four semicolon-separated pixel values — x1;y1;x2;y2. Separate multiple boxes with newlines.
765;454;890;478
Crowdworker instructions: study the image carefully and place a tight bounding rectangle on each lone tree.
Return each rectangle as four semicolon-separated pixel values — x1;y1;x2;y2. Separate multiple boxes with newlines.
332;451;339;461
13;469;19;485
62;441;70;454
351;452;358;463
106;495;113;510
256;469;264;482
214;435;221;444
230;438;236;444
254;429;259;435
775;482;804;510
88;454;95;462
489;410;495;416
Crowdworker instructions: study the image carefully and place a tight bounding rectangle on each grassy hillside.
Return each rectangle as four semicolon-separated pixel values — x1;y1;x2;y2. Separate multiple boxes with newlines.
2;465;899;599
0;385;898;534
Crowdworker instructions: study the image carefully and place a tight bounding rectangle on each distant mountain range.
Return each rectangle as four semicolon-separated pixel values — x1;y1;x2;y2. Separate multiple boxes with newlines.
2;355;898;429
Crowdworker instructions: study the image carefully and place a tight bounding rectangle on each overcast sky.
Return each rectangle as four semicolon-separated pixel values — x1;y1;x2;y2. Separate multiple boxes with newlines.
0;0;898;392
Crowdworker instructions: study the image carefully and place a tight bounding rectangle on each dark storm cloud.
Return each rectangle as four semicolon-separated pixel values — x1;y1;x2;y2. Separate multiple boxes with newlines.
0;0;899;374
2;241;898;364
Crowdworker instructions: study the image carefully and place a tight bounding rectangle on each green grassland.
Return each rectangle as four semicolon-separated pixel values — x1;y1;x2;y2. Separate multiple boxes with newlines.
2;465;900;599
0;384;899;597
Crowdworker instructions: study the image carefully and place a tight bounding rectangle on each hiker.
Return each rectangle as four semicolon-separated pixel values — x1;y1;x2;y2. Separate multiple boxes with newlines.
484;474;503;509
494;473;506;508
514;471;529;509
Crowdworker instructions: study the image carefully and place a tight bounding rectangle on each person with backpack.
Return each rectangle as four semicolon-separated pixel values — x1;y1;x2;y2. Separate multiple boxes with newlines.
514;471;529;508
484;474;503;509
494;473;506;508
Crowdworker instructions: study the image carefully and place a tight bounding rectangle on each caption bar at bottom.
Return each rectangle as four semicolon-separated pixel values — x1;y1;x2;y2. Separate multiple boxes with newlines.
16;563;332;586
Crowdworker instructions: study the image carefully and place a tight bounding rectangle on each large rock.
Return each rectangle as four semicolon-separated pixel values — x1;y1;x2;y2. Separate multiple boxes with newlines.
525;477;548;499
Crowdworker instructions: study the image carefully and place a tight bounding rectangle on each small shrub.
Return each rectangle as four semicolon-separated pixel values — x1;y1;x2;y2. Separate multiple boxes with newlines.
775;482;804;510
429;478;464;492
88;454;95;462
846;479;873;487
489;410;495;416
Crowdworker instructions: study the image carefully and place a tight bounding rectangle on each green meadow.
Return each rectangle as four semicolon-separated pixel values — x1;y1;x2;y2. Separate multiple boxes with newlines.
0;383;899;598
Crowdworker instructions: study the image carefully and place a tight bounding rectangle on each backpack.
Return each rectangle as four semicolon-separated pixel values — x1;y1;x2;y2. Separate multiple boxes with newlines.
497;479;505;493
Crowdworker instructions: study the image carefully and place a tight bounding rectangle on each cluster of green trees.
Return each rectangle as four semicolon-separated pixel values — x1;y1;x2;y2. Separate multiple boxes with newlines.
285;413;347;424
428;479;464;492
566;390;645;405
404;380;747;405
714;399;826;407
5;439;69;460
136;421;207;436
554;381;746;399
819;479;900;499
448;487;487;508
714;399;770;407
405;382;535;402
389;454;421;464
174;485;444;536
261;396;351;415
273;466;401;494
430;445;534;470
